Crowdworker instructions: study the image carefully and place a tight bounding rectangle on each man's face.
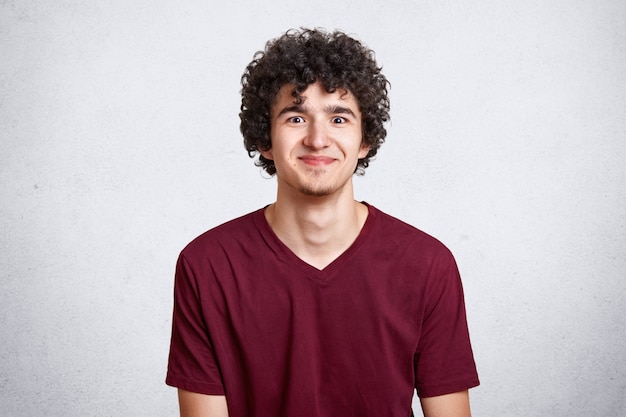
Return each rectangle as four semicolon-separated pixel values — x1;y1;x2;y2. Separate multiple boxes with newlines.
262;82;369;198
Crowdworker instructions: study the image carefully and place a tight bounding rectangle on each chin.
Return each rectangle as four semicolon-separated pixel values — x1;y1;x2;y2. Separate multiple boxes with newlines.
298;185;335;197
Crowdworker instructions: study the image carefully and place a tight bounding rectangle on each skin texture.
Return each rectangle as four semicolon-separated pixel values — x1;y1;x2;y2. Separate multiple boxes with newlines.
420;390;472;417
261;81;370;270
178;390;228;417
263;82;369;199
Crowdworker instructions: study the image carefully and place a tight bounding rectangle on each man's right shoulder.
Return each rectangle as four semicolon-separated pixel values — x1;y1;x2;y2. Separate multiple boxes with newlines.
180;208;264;258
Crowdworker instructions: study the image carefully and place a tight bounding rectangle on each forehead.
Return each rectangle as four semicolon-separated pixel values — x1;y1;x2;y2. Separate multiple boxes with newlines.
272;82;358;108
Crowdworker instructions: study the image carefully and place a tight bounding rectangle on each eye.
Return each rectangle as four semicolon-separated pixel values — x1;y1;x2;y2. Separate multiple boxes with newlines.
288;116;305;123
332;116;346;124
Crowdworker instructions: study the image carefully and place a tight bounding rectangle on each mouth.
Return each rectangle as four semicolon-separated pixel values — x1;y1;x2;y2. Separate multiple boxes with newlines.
298;155;336;166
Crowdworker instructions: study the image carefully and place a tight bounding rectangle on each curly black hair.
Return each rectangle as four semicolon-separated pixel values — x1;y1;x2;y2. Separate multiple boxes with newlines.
240;28;390;176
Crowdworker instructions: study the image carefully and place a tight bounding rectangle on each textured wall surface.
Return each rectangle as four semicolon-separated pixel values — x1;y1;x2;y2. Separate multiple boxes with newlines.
1;1;625;416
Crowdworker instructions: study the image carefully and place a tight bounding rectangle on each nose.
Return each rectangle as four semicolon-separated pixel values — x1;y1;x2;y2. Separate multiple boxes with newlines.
302;119;331;149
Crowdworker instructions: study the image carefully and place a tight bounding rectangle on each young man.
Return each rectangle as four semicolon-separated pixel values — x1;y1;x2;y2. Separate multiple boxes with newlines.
166;28;479;417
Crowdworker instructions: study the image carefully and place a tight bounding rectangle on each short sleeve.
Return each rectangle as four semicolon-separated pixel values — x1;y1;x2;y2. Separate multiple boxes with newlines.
166;253;225;395
414;251;479;397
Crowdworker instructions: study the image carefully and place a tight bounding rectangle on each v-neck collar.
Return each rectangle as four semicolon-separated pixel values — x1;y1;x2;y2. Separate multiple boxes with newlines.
252;202;376;283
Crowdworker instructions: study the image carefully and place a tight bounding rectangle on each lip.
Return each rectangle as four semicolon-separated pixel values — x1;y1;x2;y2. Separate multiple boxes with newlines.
298;155;336;166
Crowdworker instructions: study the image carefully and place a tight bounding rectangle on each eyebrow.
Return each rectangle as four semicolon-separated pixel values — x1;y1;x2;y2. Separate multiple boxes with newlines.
276;104;357;118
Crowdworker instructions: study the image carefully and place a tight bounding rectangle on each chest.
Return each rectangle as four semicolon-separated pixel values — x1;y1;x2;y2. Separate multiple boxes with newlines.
202;254;427;357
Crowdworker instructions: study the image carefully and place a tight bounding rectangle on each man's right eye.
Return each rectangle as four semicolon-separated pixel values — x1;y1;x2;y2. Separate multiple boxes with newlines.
288;116;305;123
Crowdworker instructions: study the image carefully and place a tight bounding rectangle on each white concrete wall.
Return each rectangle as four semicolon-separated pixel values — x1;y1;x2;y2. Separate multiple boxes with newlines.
1;0;625;415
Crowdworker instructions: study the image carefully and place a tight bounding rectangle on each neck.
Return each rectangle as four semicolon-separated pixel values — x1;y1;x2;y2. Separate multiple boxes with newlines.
264;185;368;270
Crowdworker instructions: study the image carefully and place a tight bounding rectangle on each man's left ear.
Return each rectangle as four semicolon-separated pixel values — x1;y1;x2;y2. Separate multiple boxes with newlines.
358;144;371;159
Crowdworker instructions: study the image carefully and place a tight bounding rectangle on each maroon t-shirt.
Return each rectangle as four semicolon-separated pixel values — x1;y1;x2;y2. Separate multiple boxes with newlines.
166;204;479;416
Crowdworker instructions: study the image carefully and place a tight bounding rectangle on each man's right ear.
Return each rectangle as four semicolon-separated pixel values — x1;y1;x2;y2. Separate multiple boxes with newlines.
260;148;274;160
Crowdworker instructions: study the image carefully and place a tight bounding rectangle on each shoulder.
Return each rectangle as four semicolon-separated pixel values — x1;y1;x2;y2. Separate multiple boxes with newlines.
368;204;453;259
180;208;265;260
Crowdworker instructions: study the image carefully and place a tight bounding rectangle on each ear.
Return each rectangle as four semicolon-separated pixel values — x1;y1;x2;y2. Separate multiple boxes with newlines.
358;144;370;159
260;148;274;160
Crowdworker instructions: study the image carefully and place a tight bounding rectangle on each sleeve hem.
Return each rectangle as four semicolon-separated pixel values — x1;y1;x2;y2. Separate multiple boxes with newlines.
165;375;226;396
417;377;480;398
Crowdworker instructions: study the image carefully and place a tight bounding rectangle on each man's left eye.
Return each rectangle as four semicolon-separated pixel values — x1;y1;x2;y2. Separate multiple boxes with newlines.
332;117;346;124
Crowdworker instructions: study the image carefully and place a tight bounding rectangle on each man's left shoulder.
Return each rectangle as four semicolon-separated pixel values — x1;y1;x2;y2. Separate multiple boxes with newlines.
368;204;454;258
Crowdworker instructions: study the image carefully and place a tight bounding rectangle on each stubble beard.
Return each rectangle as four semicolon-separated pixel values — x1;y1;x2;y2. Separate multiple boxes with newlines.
298;184;335;197
297;169;336;197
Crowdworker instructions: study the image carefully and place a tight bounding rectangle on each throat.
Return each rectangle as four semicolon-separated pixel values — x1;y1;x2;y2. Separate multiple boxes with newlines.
264;201;369;270
293;234;353;270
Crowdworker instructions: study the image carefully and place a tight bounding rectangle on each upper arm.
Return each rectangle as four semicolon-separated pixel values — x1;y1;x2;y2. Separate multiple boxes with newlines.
178;389;229;417
419;390;471;417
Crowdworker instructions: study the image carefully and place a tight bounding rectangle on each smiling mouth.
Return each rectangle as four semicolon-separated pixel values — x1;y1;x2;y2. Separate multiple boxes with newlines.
299;156;336;166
